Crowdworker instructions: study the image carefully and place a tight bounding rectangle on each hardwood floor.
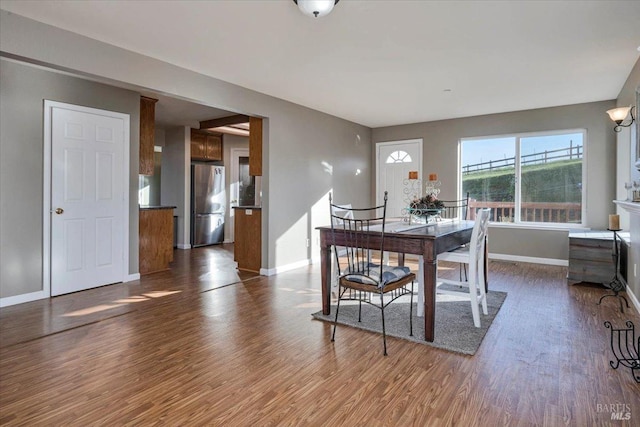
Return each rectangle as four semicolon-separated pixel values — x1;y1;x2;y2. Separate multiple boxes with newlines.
0;247;638;426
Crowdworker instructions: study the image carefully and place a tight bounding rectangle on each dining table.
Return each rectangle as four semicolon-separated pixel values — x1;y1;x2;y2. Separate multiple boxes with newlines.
317;219;475;342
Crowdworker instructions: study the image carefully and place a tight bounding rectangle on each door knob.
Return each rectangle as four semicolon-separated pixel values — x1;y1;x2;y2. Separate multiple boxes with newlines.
55;208;64;214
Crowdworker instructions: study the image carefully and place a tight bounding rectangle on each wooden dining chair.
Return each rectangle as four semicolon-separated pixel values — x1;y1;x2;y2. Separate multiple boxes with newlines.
439;192;471;281
329;192;415;356
436;208;491;328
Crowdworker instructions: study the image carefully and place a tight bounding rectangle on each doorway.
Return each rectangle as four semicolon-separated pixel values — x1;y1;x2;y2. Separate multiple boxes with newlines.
44;101;130;296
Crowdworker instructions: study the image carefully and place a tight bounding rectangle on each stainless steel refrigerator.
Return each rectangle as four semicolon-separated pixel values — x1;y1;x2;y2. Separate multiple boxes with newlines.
191;164;225;246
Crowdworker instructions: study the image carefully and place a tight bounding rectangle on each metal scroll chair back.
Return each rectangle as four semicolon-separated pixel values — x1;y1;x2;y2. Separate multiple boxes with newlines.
439;192;470;220
329;203;354;296
329;195;387;280
328;191;416;356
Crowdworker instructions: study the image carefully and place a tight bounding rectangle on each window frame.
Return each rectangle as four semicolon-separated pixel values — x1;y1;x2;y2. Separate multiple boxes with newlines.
385;150;413;164
459;128;587;229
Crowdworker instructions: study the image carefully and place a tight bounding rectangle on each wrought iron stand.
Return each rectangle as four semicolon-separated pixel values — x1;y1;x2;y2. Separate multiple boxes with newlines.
598;229;629;313
604;321;640;383
401;178;442;224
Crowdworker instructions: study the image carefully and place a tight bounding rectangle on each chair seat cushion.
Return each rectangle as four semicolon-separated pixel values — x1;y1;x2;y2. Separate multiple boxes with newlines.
343;263;412;287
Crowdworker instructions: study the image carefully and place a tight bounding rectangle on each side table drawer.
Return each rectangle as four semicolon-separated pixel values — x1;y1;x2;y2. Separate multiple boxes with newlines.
569;246;613;263
567;260;613;284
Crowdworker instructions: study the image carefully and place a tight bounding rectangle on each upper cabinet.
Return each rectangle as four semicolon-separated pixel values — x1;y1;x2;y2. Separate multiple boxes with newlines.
249;117;263;176
196;114;260;172
191;129;223;162
139;96;158;175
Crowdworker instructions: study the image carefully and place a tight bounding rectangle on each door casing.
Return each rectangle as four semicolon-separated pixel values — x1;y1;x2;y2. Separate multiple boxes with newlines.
375;139;423;216
43;100;130;297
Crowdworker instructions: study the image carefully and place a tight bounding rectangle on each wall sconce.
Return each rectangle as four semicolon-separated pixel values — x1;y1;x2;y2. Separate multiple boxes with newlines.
606;105;636;132
293;0;339;18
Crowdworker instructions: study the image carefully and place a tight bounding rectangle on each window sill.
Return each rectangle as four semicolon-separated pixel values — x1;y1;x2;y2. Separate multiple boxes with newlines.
488;222;586;232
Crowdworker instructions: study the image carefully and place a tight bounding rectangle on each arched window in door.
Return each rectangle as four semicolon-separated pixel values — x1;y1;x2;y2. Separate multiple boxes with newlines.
386;150;412;163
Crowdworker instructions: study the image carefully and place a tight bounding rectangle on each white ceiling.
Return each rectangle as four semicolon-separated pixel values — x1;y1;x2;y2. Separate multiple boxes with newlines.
2;0;640;128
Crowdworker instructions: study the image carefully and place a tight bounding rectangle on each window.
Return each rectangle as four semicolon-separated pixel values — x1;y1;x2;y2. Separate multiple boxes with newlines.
460;130;585;226
386;150;412;163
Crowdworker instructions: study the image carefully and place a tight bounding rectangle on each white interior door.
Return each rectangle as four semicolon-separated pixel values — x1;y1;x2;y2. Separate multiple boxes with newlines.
377;139;423;217
49;103;126;296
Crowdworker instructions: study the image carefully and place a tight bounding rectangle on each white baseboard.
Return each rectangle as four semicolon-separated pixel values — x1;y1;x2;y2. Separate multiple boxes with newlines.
261;259;311;276
626;286;640;314
0;290;48;308
177;243;191;250
489;253;568;266
125;273;140;282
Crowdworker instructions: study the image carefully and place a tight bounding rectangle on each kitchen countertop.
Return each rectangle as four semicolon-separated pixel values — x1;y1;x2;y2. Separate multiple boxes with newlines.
232;206;262;209
139;205;176;210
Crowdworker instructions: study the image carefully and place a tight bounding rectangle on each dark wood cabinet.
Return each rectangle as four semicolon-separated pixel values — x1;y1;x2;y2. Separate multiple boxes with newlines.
234;207;261;272
190;129;206;159
139;96;158;175
139;207;174;275
191;129;223;161
249;117;262;176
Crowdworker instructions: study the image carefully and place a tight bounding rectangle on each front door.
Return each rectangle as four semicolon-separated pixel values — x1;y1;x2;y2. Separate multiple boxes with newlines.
376;139;423;217
48;102;128;296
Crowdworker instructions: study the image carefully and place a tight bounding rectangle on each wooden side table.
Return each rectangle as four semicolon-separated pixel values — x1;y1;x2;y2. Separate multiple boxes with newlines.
568;230;617;284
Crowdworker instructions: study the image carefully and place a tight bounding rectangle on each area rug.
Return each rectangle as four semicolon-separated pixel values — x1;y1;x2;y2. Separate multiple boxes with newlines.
311;288;507;355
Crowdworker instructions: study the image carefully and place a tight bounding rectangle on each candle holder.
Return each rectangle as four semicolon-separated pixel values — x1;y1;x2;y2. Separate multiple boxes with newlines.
624;182;633;201
401;178;422;223
424;179;441;199
402;178;445;224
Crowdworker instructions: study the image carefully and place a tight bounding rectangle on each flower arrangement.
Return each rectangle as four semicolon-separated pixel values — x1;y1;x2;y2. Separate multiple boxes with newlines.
409;193;445;211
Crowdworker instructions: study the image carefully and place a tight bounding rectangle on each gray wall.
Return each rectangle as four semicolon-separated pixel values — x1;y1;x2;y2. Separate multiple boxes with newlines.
0;10;371;301
161;127;190;248
615;58;640;295
0;58;140;299
373;101;617;261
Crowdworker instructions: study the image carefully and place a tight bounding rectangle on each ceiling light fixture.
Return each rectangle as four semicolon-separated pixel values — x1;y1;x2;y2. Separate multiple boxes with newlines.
293;0;339;18
606;105;636;132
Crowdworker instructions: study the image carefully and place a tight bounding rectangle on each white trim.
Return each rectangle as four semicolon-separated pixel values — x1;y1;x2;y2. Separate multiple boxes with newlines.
43;101;130;297
125;273;140;282
489;252;568;266
0;290;48;308
488;222;586;231
375;138;423;206
177;243;192;250
43;101;53;299
625;286;640;315
615;200;640;215
261;259;311;276
460;128;587;227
